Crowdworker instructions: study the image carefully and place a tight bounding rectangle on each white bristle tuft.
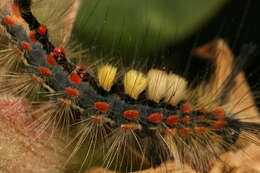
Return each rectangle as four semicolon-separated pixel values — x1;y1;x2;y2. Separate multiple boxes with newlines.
146;69;168;103
164;73;187;105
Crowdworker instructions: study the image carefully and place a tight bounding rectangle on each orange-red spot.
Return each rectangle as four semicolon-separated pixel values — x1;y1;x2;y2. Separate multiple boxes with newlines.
4;15;15;25
181;103;191;114
54;47;63;56
39;66;52;76
212;118;225;129
0;25;4;31
179;128;191;135
121;124;133;131
69;72;82;85
29;31;37;43
194;126;206;134
164;128;177;135
198;115;206;121
92;116;103;123
148;113;163;123
46;54;57;67
198;107;206;114
94;102;109;113
37;25;47;35
213;108;225;118
65;87;79;98
20;41;31;51
183;115;190;123
166;115;179;125
124;110;139;120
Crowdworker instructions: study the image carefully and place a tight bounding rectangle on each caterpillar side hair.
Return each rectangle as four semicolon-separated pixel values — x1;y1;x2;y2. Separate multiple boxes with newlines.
0;0;260;173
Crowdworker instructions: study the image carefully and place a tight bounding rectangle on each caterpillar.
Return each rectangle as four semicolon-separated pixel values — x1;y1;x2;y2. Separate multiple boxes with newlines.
0;0;260;173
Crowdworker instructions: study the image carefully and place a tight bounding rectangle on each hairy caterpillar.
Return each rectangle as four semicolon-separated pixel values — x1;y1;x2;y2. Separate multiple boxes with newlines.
0;0;260;173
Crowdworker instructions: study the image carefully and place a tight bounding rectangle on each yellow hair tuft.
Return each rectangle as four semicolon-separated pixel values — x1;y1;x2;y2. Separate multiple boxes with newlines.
124;70;147;99
97;64;117;92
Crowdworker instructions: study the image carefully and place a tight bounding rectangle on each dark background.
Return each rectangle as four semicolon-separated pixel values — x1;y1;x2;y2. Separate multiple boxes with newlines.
170;0;260;107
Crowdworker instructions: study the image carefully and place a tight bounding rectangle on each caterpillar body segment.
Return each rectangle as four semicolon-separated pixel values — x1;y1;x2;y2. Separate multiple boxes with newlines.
0;1;260;173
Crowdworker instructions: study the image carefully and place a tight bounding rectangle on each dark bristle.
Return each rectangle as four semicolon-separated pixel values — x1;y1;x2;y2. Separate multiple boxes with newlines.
239;121;260;135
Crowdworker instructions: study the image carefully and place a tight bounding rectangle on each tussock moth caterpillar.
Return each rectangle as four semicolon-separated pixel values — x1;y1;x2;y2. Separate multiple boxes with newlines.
0;0;260;173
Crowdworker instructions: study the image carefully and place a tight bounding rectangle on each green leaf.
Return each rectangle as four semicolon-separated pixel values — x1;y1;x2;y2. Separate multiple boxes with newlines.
73;0;228;55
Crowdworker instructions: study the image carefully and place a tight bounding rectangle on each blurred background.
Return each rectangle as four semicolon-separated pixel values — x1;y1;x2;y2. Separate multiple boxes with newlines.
72;0;260;107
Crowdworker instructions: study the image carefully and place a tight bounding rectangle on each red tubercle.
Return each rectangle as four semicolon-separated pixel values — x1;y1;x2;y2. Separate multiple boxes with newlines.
166;115;179;125
198;115;206;121
77;65;89;78
121;124;133;131
183;115;190;123
20;41;31;51
198;107;206;114
212;118;225;129
29;31;37;43
65;87;79;99
148;113;163;123
54;47;64;56
4;15;15;26
39;66;52;76
181;103;191;114
92;116;103;123
213;108;225;118
46;54;57;67
69;72;82;85
94;102;110;113
179;128;191;135
123;110;139;120
164;128;177;135
77;65;88;71
37;25;47;35
194;126;206;134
